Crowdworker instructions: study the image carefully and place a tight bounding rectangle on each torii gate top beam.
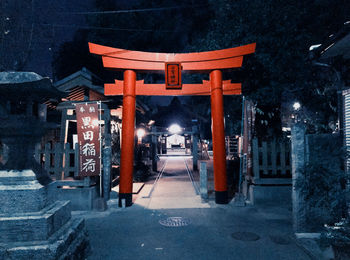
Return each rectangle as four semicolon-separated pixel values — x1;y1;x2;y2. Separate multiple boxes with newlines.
89;42;256;72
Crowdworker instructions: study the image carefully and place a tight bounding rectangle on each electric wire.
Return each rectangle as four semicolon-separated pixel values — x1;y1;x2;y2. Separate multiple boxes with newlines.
60;4;209;15
37;23;182;33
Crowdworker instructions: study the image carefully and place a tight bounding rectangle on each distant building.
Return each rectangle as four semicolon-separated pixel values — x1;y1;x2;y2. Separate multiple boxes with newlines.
40;68;149;176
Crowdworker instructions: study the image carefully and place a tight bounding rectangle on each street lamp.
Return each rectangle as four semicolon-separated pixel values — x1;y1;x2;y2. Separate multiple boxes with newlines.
292;102;302;123
136;128;146;144
293;102;301;111
168;124;182;134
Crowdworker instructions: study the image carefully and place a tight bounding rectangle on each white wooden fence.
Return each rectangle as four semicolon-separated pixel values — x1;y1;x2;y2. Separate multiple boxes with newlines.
252;138;292;179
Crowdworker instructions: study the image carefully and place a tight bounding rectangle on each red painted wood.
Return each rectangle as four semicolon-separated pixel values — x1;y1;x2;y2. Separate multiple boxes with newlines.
119;70;136;196
89;42;256;62
101;56;243;72
104;81;241;96
210;70;227;193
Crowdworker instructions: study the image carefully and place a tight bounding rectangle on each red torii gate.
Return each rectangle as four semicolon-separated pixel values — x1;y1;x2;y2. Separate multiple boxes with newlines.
89;42;256;207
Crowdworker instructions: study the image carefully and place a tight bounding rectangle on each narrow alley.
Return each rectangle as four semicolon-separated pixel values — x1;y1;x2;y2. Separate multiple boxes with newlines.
79;156;311;260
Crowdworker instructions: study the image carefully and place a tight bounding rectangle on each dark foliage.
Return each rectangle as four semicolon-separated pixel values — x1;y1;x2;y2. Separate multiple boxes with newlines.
190;0;350;137
133;162;150;182
295;134;348;230
320;218;350;259
134;144;150;182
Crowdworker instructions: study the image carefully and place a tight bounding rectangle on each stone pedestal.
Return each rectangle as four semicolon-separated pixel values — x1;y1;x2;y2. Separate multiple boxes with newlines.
0;170;89;259
48;183;98;211
248;178;292;205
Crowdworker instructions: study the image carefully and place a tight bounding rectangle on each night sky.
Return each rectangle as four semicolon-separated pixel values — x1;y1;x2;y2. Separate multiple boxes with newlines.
1;0;197;105
2;1;350;110
1;0;137;74
9;0;97;77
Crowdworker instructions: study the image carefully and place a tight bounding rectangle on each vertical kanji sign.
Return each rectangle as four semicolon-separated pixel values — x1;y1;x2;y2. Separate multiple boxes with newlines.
76;103;101;176
165;62;182;89
243;99;255;177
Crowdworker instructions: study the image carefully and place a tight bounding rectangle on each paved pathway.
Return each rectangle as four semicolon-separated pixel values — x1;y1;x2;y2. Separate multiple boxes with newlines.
135;156;209;209
77;156;311;260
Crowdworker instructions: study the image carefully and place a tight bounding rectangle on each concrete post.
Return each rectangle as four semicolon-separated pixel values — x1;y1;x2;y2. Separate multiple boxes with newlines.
151;126;157;172
200;161;208;202
103;134;112;201
192;125;198;171
347;173;350;220
291;123;307;233
163;136;167;154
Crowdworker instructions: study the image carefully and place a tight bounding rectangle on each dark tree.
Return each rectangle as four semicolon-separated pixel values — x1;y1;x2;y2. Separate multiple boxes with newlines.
190;0;350;137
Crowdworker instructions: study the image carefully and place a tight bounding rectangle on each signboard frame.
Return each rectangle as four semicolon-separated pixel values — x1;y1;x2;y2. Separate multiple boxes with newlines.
165;62;182;89
76;102;102;177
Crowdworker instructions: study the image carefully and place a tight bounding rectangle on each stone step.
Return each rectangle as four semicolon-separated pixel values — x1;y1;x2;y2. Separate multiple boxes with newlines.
0;170;38;184
0;200;71;243
0;217;89;260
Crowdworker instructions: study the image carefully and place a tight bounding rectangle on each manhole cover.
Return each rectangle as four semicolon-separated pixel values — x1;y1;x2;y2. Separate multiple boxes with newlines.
231;232;260;241
269;235;291;245
159;217;191;227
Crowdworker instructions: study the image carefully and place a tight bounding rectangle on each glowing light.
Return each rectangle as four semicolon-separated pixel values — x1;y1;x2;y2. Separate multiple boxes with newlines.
168;124;181;134
293;102;301;111
309;44;321;51
136;128;146;139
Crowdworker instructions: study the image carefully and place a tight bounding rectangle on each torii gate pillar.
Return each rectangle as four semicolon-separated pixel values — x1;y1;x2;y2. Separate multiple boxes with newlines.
210;70;228;204
119;70;136;207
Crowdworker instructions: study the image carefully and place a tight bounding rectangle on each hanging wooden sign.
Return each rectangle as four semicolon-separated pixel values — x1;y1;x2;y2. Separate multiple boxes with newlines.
165;62;182;89
76;103;101;177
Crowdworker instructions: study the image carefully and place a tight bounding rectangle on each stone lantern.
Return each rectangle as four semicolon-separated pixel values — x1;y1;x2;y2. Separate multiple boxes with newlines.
0;72;89;259
0;72;63;183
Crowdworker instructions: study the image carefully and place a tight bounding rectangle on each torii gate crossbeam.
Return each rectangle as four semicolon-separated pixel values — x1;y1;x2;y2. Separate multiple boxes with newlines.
89;42;256;207
105;80;242;96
